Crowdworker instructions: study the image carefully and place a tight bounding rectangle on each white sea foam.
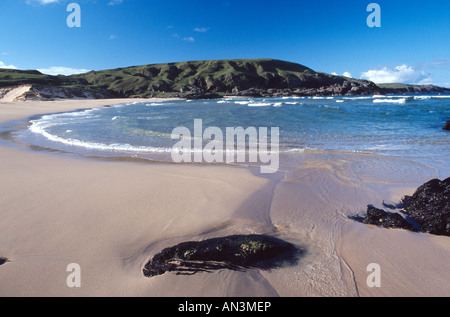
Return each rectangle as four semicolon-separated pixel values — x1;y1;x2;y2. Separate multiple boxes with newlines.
123;102;140;106
146;103;164;106
312;96;334;100
342;96;373;100
319;105;340;109
284;147;318;153
136;116;168;120
364;144;409;151
273;102;283;107
285;148;306;153
235;101;250;105
248;103;271;107
373;98;407;104
29;119;172;153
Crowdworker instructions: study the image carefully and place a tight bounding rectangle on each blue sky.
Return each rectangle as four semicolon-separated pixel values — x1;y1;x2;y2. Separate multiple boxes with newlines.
0;0;449;86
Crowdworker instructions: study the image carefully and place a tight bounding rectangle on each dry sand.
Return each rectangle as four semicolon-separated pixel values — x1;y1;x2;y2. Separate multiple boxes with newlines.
0;99;449;297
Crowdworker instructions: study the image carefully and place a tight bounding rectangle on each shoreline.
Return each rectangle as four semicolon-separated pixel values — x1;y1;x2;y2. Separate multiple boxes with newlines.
0;98;284;297
0;99;449;297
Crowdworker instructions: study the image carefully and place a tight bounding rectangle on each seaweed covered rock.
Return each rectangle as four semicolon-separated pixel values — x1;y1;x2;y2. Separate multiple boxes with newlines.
352;177;450;236
143;234;301;277
360;205;414;230
401;177;450;236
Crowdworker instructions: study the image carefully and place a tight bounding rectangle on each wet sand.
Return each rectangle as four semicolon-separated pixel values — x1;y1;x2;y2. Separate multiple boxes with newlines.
0;99;449;297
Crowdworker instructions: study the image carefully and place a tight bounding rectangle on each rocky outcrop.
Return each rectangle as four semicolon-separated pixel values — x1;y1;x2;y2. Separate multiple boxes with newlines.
180;88;222;100
401;177;450;236
357;205;414;230
233;80;381;97
352;177;450;236
378;84;450;94
143;234;302;277
443;121;450;131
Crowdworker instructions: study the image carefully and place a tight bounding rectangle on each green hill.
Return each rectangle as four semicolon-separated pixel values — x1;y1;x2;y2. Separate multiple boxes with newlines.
1;59;448;100
69;58;381;97
0;68;87;88
71;59;315;96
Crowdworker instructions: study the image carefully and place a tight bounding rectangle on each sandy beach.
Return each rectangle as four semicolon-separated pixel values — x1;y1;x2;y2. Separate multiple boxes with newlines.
0;99;449;297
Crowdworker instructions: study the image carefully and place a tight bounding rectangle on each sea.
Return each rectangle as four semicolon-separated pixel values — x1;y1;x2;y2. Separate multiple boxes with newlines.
4;94;450;177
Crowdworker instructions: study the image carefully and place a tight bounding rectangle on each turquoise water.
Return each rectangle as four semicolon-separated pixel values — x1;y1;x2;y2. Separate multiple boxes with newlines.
13;94;450;172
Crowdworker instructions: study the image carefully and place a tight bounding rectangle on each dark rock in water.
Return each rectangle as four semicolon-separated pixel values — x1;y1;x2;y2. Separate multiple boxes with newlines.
0;257;8;266
143;234;302;277
401;177;450;236
359;205;414;231
443;121;450;131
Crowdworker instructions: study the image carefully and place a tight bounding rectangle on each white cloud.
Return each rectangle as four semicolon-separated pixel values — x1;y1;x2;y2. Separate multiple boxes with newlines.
37;66;90;76
108;0;123;5
361;64;432;84
194;27;210;33
343;72;353;78
26;0;60;5
0;61;17;69
331;71;353;78
109;34;118;40
183;37;195;42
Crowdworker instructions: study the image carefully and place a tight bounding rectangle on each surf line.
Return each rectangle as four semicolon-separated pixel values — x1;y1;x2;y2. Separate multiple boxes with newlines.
171;119;279;174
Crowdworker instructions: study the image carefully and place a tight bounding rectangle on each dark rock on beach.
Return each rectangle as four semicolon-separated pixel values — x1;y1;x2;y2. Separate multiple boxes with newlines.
352;177;450;236
401;177;450;236
0;257;8;266
143;234;302;277
443;121;450;131
360;205;414;231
